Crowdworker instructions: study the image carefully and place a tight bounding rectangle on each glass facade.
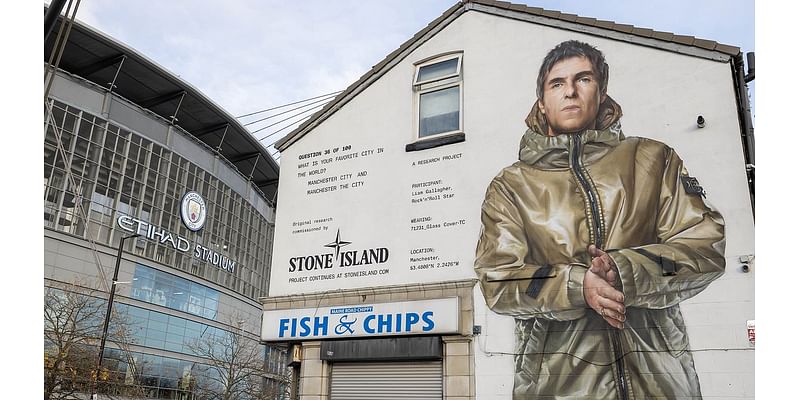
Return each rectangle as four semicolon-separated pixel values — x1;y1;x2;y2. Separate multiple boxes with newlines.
101;346;288;400
113;303;241;357
44;99;275;300
103;310;287;400
101;347;203;399
131;264;220;320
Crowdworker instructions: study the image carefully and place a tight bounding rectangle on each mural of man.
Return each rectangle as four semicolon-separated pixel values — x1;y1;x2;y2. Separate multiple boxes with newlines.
474;40;726;399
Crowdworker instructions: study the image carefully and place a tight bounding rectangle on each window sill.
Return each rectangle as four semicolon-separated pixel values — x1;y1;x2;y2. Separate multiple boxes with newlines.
405;132;464;152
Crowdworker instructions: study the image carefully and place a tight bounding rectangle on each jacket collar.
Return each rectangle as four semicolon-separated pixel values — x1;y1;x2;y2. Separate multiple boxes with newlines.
519;96;625;168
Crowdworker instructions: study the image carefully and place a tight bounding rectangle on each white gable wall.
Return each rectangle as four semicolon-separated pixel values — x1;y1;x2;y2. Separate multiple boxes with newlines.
273;9;753;399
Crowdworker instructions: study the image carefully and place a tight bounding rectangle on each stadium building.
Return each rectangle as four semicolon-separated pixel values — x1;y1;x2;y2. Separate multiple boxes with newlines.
44;10;287;399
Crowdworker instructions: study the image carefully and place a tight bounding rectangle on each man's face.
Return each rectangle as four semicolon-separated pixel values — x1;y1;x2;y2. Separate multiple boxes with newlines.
538;56;606;136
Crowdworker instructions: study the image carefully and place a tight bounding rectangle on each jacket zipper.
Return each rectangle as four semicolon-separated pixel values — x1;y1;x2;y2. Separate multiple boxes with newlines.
569;134;603;248
569;133;629;400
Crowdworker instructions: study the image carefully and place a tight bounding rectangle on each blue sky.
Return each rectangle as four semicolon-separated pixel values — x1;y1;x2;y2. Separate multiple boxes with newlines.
69;0;755;157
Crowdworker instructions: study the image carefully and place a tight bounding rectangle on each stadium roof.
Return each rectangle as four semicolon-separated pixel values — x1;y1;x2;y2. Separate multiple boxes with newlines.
45;13;280;202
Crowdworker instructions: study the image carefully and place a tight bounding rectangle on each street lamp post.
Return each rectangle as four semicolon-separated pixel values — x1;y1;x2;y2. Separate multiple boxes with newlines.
90;233;140;400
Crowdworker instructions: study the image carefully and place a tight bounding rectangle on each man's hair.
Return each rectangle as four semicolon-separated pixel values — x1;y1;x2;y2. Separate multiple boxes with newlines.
536;40;609;100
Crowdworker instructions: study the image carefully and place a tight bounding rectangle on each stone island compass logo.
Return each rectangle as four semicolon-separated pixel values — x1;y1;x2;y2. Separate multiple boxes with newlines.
324;229;352;260
180;191;207;231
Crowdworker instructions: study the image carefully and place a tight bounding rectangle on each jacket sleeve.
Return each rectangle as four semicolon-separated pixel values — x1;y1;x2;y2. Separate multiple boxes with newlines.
474;177;588;321
608;147;726;309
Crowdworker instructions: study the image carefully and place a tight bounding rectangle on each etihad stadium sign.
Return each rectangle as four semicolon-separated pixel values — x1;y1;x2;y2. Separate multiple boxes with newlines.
116;192;236;273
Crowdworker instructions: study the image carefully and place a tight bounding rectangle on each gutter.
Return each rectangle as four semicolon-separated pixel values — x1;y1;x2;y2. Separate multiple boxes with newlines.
731;52;755;215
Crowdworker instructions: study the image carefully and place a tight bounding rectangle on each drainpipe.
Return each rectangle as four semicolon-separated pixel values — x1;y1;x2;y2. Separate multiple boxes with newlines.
745;52;755;83
732;52;755;216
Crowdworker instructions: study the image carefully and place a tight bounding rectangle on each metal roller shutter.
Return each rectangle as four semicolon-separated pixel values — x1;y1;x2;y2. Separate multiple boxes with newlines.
330;360;443;399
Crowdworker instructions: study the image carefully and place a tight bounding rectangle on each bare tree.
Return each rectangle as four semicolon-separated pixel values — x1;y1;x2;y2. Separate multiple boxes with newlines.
44;282;148;400
44;283;106;400
187;315;287;400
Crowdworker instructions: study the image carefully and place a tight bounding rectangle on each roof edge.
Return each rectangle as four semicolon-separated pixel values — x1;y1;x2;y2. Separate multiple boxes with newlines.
275;0;741;152
470;2;738;62
469;0;740;55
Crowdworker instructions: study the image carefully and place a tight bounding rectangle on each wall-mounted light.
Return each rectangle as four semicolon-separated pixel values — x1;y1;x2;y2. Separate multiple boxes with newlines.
739;254;754;273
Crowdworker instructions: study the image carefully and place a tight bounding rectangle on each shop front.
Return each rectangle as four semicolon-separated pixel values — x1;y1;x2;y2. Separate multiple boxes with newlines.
262;280;476;399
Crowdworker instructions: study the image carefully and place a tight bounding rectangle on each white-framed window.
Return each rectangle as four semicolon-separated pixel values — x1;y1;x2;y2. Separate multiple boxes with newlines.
413;52;463;141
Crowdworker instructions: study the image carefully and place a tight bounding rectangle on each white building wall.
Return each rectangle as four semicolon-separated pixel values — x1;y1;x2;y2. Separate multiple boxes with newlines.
272;9;754;400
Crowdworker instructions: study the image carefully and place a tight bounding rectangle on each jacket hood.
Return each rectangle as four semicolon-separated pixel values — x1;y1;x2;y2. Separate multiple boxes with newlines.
519;96;624;168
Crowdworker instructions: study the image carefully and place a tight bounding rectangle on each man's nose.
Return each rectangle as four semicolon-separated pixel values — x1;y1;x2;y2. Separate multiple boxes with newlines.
564;81;577;98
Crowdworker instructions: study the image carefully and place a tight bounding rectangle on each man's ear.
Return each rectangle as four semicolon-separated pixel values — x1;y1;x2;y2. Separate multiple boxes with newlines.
537;99;545;113
600;93;607;103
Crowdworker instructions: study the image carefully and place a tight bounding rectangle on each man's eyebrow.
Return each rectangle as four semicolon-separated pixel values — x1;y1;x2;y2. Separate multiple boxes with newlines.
546;69;595;85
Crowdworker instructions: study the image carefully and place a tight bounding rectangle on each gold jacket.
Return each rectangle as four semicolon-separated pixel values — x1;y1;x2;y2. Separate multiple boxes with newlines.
474;97;725;399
